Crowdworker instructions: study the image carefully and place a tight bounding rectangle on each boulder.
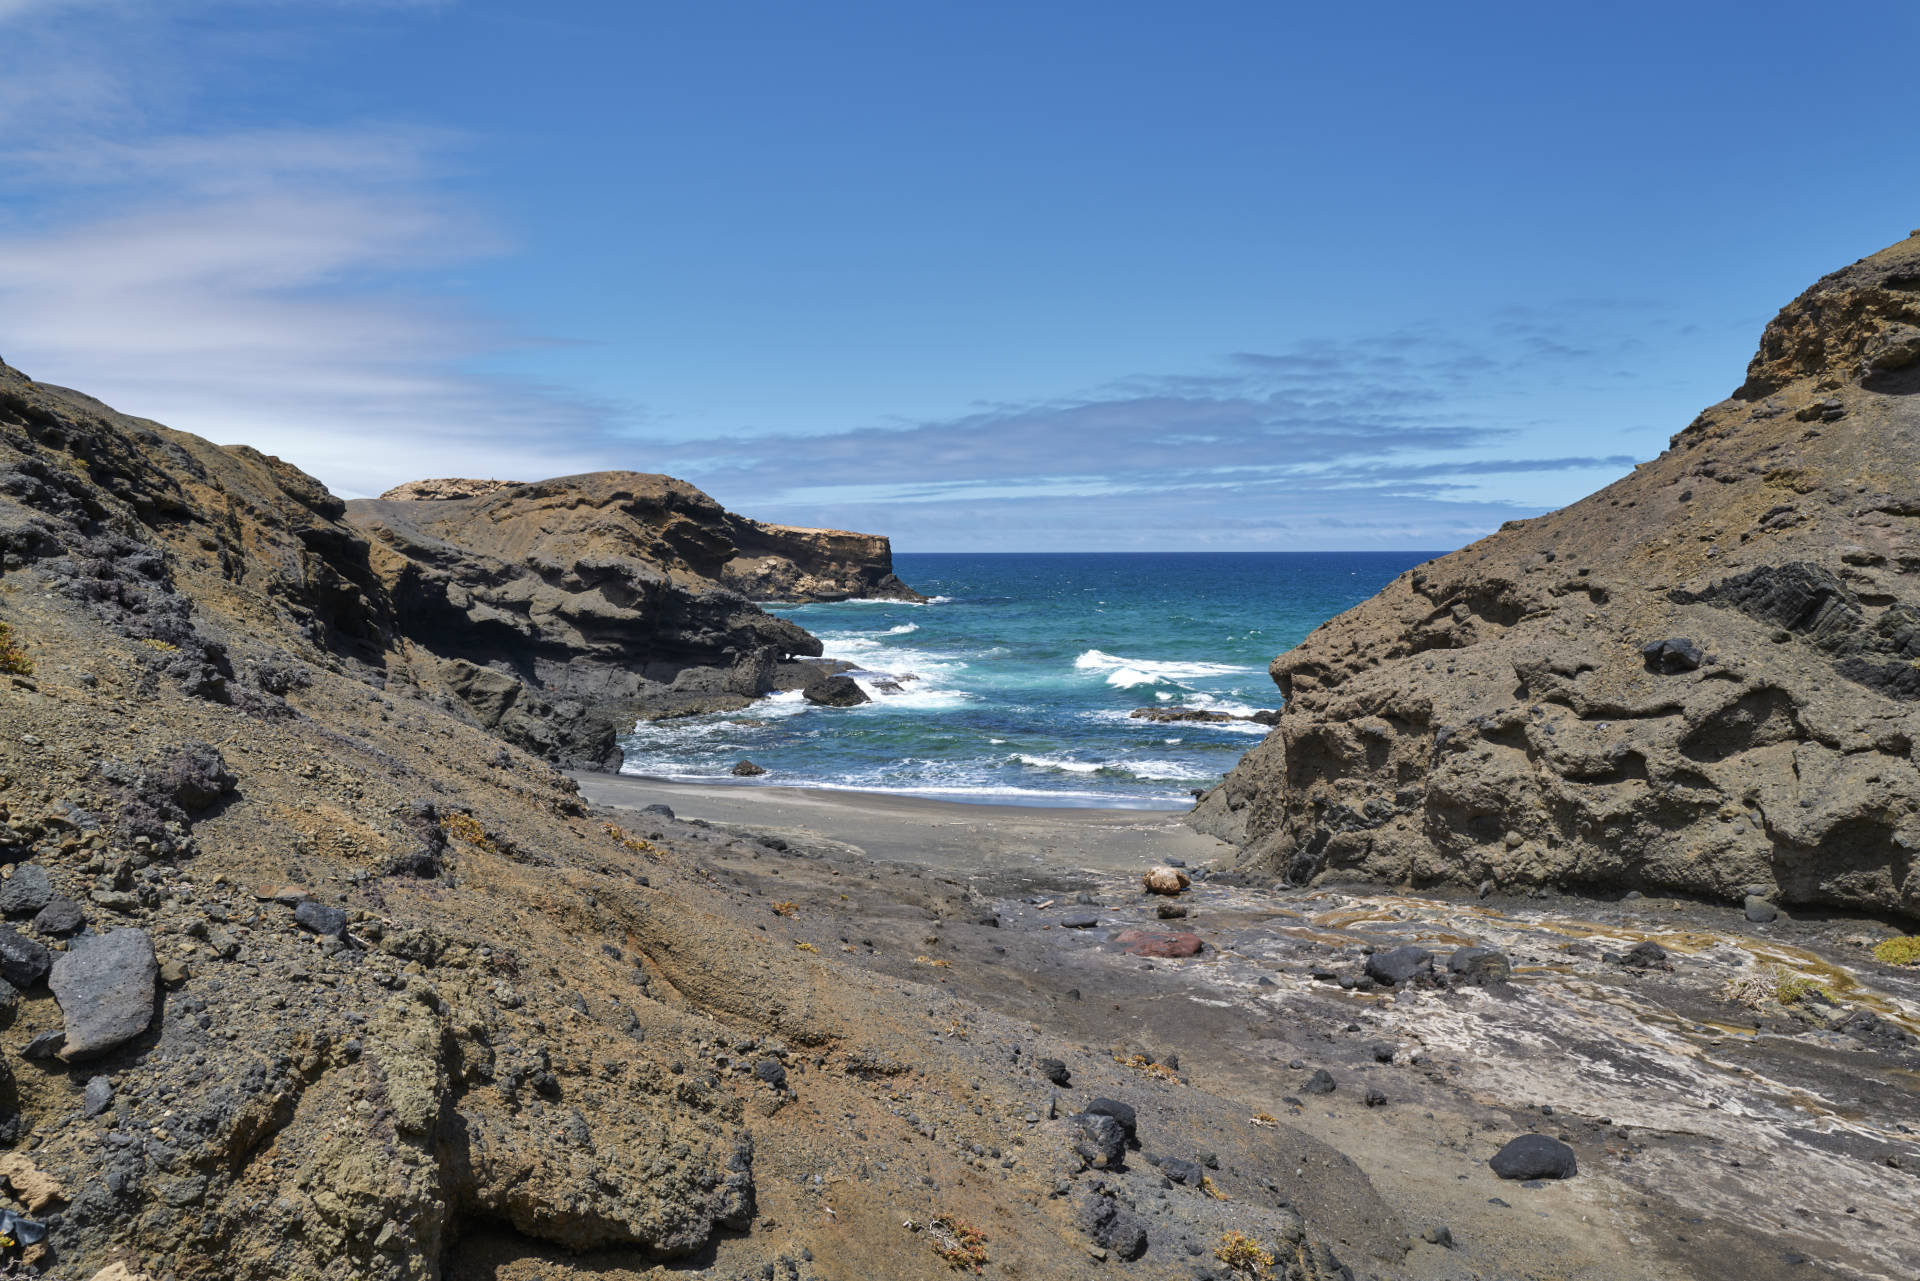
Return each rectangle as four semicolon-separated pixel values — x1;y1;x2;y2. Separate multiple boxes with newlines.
802;674;869;707
50;928;158;1060
1072;1190;1147;1260
1082;1097;1137;1145
1489;1134;1577;1180
1140;865;1190;896
1364;945;1434;986
1447;947;1512;985
1069;1112;1127;1169
1744;895;1779;924
293;900;349;939
730;759;769;777
1037;1057;1071;1087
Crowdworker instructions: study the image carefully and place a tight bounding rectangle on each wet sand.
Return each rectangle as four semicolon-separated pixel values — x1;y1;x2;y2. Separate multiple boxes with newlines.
570;773;1231;874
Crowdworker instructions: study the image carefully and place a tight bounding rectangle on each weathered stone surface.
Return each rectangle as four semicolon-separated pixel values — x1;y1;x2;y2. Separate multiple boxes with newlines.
1191;232;1920;920
1447;946;1512;984
1114;928;1203;958
50;929;157;1060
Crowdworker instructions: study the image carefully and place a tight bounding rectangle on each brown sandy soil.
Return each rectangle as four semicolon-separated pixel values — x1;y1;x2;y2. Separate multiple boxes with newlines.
579;774;1920;1281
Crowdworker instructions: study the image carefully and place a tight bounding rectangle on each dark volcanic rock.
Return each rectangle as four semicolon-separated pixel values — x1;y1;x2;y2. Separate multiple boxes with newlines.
1190;231;1920;920
1037;1057;1071;1087
1083;1097;1138;1145
0;926;50;988
33;897;85;937
730;759;769;777
50;928;158;1060
1069;1112;1127;1169
1489;1134;1578;1181
293;900;349;939
1072;1189;1147;1259
1364;945;1433;986
1621;941;1670;970
0;865;51;918
1447;947;1513;984
801;674;869;707
1302;1068;1337;1095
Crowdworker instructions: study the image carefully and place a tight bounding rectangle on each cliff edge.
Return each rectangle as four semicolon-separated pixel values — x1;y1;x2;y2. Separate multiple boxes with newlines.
1193;231;1920;920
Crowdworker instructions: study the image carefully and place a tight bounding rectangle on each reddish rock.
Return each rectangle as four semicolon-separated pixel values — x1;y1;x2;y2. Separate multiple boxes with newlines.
1115;929;1204;958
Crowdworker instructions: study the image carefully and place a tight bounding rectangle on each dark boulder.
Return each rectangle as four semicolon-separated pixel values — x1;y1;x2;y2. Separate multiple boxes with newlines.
0;926;50;988
294;900;349;939
1641;637;1704;673
730;759;768;777
1364;945;1434;986
1621;941;1670;970
1083;1097;1137;1145
1037;1057;1071;1087
802;674;869;707
0;866;51;918
1072;1190;1147;1260
1489;1133;1577;1180
1302;1068;1337;1095
32;898;84;938
1069;1112;1127;1169
50;928;158;1060
1447;947;1512;985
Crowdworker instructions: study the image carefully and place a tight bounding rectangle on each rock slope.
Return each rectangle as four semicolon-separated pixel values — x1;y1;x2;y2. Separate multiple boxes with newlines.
1193;231;1920;920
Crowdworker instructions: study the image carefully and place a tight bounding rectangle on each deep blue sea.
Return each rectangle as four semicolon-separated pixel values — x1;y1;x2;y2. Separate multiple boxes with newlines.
617;552;1435;808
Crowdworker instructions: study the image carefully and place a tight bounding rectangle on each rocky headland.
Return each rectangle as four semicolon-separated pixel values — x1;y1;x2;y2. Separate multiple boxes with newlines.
346;472;915;759
1193;231;1920;922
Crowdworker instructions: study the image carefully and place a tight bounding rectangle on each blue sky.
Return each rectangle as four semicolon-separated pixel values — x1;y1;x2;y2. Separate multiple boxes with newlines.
1;1;1915;549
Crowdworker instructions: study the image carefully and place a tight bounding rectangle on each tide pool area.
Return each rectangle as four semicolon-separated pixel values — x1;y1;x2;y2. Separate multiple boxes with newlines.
617;551;1432;806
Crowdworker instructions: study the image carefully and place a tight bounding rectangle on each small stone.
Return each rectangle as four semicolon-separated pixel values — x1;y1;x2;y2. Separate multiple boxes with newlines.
22;1030;63;1059
1489;1134;1577;1181
752;1057;786;1089
1059;913;1099;929
1037;1057;1071;1087
0;925;50;988
1743;896;1779;924
1114;929;1203;958
1302;1068;1336;1095
0;866;52;918
1620;941;1669;970
31;898;84;937
1155;902;1188;920
1161;1156;1202;1185
1422;1224;1454;1248
293;900;348;939
1364;1088;1387;1107
82;1074;114;1117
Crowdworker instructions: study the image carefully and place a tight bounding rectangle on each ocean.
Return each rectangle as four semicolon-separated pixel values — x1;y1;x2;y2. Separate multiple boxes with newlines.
616;551;1435;807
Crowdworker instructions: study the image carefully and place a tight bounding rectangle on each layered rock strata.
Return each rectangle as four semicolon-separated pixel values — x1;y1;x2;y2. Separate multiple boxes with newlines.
1193;232;1920;919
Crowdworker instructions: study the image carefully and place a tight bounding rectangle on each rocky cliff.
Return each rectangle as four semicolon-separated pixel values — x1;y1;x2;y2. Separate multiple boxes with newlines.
1193;231;1920;920
345;474;917;753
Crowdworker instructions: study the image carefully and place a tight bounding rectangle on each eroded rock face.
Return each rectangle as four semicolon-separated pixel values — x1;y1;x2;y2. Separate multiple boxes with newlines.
1193;232;1920;919
346;471;915;759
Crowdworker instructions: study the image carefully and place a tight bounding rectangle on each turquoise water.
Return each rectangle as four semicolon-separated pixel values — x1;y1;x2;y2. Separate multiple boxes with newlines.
617;552;1434;807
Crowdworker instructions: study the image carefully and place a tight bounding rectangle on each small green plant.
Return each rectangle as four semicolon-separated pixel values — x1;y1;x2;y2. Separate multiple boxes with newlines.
927;1215;988;1271
0;622;30;676
1872;935;1920;966
1214;1230;1275;1273
1721;964;1829;1008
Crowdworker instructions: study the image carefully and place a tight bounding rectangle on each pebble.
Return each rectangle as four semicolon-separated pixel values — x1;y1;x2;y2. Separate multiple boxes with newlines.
82;1074;114;1117
293;900;348;939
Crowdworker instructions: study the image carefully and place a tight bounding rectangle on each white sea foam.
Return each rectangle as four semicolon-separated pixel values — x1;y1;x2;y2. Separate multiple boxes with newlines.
1014;753;1103;774
1073;648;1255;689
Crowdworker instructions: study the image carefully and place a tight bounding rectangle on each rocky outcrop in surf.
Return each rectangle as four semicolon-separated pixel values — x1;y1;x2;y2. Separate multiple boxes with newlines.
1193;232;1920;920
